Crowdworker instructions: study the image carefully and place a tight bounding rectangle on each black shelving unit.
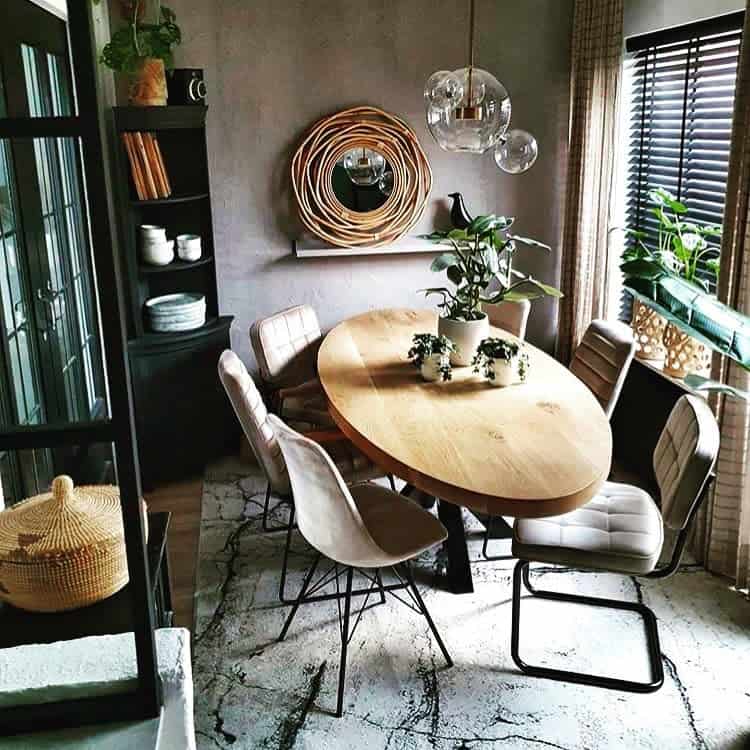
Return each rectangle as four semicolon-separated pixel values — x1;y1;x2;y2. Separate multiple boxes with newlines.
111;106;238;486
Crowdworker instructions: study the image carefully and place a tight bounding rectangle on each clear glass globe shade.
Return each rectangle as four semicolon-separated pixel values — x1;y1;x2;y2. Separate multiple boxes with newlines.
425;67;511;154
378;170;394;196
424;70;464;111
343;148;386;186
495;129;539;174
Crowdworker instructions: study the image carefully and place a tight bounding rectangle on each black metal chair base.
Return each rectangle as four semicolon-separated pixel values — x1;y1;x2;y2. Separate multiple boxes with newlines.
278;559;453;718
511;560;664;693
480;515;514;562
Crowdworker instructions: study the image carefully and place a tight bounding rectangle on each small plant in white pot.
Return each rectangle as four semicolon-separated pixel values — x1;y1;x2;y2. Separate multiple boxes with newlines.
422;212;561;366
472;337;529;387
407;333;456;382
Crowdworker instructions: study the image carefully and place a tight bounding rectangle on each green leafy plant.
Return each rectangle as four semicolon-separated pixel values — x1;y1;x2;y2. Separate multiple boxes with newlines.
407;333;456;381
620;187;722;293
471;337;529;382
100;3;181;74
683;374;750;401
421;213;562;322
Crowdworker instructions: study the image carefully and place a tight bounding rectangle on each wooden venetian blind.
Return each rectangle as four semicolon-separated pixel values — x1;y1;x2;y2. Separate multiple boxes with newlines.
625;11;745;294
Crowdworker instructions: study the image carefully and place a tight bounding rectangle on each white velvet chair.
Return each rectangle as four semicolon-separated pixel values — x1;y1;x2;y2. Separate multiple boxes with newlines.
218;350;387;602
569;319;637;419
482;299;531;339
249;304;332;427
510;394;719;692
269;414;452;718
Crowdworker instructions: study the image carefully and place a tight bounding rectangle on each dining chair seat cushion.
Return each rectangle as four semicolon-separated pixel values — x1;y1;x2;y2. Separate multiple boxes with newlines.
281;389;335;428
512;481;664;575
349;483;448;565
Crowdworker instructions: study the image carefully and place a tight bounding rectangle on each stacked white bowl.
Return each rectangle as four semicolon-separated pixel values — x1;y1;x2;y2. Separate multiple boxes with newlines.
140;225;174;266
145;293;206;333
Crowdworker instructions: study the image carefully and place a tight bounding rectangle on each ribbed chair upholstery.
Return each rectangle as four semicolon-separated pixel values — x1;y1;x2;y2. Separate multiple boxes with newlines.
569;319;636;418
218;350;384;600
269;414;452;717
510;394;720;693
482;299;531;339
249;304;332;427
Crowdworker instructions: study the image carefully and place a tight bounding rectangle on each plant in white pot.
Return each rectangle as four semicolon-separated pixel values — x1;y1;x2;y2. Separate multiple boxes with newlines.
422;213;562;365
407;333;456;382
472;337;529;386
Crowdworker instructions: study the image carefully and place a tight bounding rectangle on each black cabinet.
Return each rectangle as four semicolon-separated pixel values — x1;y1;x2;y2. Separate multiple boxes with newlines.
111;106;238;485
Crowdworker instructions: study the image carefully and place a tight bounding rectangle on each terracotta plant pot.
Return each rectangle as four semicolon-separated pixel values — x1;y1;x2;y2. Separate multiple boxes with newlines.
129;57;167;106
438;314;489;366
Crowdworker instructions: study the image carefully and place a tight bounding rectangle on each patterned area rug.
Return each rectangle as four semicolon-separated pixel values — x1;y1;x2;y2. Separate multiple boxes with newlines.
193;455;750;750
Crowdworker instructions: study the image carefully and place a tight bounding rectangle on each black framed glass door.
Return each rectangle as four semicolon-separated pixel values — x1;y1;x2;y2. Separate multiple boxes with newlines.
0;0;105;504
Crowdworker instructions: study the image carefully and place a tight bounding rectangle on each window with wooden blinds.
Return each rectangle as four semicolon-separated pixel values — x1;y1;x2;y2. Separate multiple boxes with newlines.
624;11;744;297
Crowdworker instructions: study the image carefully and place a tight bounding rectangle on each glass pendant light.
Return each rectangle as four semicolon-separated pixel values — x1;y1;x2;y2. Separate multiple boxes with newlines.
425;0;511;154
378;170;394;196
343;147;386;186
495;129;539;174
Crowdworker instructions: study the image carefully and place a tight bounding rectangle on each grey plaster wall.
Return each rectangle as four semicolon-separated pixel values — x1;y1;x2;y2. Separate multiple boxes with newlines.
624;0;744;38
141;0;575;363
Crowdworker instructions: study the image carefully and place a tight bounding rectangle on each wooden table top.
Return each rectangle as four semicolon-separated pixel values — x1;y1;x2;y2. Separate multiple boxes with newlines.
318;308;612;518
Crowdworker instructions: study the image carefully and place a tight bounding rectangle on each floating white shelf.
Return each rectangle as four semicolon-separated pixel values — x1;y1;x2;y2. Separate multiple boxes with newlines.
293;235;441;258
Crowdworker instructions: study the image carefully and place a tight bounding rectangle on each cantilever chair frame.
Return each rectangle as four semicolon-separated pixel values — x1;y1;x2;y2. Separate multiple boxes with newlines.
511;470;715;693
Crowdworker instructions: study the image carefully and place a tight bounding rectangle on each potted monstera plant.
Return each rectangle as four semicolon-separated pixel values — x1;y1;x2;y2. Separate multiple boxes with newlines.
101;1;181;106
422;214;562;365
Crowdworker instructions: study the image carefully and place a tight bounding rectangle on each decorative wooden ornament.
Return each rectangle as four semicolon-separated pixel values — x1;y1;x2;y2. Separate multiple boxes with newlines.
663;322;711;379
631;299;667;361
291;106;432;247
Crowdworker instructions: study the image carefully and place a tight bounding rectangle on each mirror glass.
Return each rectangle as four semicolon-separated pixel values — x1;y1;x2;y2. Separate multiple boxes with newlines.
332;147;393;212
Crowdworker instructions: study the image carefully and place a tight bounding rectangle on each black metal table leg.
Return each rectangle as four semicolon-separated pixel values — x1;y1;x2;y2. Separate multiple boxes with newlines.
401;483;437;510
437;500;474;594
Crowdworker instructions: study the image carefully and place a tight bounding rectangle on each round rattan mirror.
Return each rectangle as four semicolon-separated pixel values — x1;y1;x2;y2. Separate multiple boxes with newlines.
291;106;432;248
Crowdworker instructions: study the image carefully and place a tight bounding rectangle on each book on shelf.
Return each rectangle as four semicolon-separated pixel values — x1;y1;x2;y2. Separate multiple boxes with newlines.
121;131;172;201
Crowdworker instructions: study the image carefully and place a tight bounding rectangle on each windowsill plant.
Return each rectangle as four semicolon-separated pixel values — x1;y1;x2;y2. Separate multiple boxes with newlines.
100;2;181;106
407;333;456;382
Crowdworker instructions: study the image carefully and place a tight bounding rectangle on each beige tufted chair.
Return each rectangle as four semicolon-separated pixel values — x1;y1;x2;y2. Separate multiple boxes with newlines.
510;394;719;693
250;304;333;427
218;350;388;601
270;414;451;718
482;299;531;340
569;319;636;419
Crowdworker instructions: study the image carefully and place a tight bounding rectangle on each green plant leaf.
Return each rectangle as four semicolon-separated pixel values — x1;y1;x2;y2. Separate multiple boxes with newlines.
446;265;463;285
620;258;665;280
447;228;469;241
430;252;458;271
683;375;750;401
507;234;551;251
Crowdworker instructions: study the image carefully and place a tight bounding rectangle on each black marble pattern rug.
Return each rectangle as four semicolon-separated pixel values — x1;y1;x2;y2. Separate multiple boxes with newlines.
193;456;750;750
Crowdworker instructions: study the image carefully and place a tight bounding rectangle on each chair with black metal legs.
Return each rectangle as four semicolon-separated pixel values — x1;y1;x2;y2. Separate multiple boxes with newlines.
509;394;719;692
218;350;389;602
481;318;636;561
269;414;453;718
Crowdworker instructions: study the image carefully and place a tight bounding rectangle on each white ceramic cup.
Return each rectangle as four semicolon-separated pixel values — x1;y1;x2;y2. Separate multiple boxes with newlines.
142;239;174;266
176;234;202;262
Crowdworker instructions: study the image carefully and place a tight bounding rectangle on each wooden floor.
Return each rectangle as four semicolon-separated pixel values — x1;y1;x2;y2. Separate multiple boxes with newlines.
144;476;203;631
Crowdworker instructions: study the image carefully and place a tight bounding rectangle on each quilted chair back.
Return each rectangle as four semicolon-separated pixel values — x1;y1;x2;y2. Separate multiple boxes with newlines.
218;350;290;496
569;319;636;418
653;395;720;531
268;415;386;567
250;304;322;388
482;299;531;340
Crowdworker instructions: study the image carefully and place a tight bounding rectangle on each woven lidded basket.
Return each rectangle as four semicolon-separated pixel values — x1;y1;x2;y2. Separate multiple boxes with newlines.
0;476;133;613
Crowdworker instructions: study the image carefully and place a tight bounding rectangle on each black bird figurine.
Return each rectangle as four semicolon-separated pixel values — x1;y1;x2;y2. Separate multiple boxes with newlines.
448;192;473;230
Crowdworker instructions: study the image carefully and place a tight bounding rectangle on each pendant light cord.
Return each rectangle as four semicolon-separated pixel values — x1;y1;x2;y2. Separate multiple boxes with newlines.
468;0;475;102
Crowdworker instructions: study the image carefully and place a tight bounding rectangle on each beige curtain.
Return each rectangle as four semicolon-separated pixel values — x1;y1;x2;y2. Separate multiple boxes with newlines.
556;0;623;365
703;8;750;590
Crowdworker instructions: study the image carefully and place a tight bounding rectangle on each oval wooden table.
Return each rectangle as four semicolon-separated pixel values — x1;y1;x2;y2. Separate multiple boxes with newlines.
318;308;613;593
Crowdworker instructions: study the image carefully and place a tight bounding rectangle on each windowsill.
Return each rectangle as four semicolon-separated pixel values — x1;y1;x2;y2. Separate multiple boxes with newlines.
634;357;707;399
